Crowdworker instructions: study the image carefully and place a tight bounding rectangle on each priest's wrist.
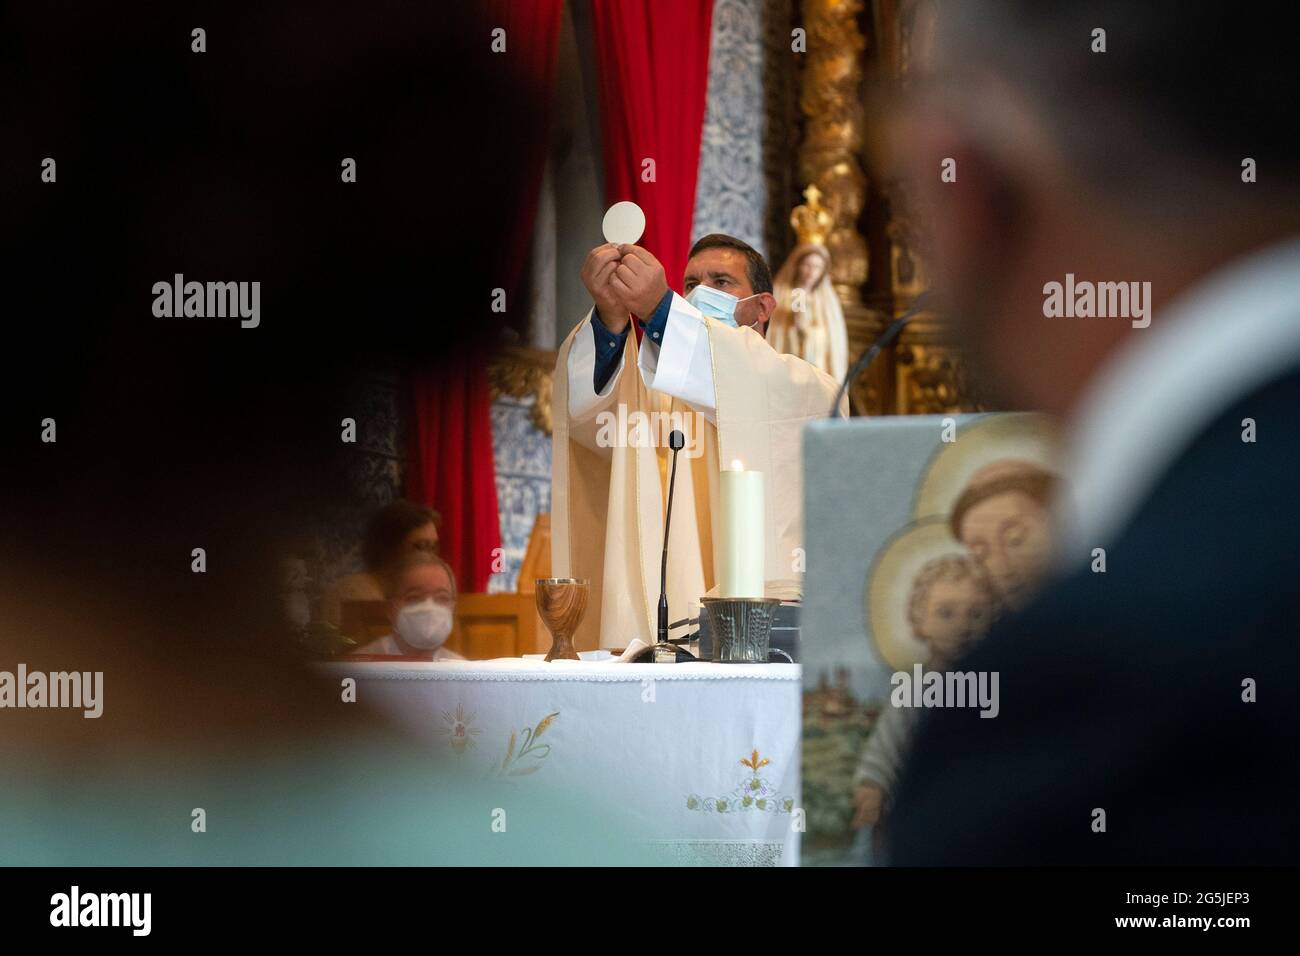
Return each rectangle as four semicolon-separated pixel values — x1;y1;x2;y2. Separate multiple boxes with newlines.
631;281;670;320
594;303;631;335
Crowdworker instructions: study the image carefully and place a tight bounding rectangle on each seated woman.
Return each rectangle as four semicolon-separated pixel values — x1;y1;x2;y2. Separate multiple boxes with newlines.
350;552;464;661
323;499;440;635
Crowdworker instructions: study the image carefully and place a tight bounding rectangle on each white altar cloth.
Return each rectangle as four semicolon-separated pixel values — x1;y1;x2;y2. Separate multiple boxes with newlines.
317;659;801;866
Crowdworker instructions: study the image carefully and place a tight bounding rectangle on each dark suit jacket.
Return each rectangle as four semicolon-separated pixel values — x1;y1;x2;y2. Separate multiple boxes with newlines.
890;365;1300;864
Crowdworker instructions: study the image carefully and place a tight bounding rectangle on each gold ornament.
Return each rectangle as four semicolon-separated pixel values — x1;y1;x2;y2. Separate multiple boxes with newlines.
790;184;834;247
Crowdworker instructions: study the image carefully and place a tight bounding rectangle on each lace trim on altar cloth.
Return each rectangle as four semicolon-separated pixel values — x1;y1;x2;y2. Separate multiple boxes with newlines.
315;663;800;683
647;840;786;867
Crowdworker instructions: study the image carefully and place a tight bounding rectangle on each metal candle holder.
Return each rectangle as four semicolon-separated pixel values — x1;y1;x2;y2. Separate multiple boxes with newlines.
700;597;781;663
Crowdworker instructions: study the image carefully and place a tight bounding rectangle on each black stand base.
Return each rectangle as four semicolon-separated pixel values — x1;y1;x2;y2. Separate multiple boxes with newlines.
631;641;699;663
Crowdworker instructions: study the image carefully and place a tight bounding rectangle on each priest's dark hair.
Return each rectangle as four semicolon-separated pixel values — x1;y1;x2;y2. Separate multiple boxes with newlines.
688;234;774;295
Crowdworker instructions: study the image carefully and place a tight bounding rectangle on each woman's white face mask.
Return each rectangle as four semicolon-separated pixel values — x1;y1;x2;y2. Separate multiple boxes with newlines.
395;598;454;649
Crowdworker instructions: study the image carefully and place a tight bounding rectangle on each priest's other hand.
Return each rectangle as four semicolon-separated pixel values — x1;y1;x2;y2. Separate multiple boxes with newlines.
581;243;632;334
612;244;669;319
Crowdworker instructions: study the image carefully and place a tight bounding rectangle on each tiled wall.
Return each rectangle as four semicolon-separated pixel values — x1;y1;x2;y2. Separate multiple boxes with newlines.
692;0;796;265
312;372;407;598
488;393;552;593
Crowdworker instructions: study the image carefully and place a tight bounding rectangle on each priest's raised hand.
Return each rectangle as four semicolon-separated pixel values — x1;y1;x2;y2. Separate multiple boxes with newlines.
580;243;632;334
610;244;669;319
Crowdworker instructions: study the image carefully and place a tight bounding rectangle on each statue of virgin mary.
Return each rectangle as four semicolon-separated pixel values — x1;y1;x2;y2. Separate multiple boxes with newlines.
767;187;849;381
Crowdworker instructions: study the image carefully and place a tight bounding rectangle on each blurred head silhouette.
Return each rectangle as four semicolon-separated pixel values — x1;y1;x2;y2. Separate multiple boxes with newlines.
889;1;1300;417
0;0;541;750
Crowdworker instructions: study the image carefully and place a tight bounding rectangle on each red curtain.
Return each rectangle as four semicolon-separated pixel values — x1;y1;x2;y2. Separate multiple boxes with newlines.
405;0;564;593
484;0;567;285
406;360;502;594
590;0;715;291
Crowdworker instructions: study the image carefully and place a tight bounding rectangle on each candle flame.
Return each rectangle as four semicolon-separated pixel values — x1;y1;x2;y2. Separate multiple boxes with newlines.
731;459;744;471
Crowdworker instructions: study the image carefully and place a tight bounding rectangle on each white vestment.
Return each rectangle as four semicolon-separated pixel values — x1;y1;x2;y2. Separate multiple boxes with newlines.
552;292;846;649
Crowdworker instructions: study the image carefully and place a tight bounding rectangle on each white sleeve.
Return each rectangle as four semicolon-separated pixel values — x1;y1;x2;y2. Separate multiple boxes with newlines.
636;292;717;420
851;706;919;795
567;310;625;421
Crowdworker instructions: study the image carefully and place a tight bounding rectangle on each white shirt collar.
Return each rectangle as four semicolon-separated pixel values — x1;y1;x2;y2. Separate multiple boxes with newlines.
1055;234;1300;563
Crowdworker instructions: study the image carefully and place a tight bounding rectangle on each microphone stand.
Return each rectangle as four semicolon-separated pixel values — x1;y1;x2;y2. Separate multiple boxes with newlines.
829;291;933;418
645;429;697;663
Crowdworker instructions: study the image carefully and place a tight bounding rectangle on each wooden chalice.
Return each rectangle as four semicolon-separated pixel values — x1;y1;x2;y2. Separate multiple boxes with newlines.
536;578;589;662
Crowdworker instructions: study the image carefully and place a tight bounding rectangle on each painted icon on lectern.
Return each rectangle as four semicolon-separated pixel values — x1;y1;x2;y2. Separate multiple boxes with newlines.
799;411;1060;866
912;414;1058;615
867;519;994;672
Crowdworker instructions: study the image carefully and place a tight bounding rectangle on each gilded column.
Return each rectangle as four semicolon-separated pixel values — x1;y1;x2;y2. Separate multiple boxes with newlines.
797;0;889;414
880;0;984;413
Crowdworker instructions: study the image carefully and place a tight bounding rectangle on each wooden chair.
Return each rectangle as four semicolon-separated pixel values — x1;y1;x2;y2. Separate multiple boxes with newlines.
446;513;551;659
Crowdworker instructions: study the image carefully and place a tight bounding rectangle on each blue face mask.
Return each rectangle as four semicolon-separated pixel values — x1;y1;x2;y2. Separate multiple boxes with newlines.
685;284;758;328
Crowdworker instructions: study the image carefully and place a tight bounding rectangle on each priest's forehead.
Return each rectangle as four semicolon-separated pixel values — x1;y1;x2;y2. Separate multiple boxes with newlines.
684;248;754;296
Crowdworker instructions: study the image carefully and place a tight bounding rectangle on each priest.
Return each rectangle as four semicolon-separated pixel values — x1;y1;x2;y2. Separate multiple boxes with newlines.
552;234;847;649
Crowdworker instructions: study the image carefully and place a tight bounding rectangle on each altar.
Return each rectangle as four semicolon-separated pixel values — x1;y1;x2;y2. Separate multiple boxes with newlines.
319;659;802;866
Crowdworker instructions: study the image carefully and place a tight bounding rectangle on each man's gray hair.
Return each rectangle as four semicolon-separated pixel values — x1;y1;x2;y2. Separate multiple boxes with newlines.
381;551;458;600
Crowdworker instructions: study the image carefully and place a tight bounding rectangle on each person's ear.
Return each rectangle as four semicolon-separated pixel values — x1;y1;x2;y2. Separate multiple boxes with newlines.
752;292;778;329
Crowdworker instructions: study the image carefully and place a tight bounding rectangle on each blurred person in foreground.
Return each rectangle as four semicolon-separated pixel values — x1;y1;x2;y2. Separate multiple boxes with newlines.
0;1;642;866
349;553;464;660
886;0;1300;864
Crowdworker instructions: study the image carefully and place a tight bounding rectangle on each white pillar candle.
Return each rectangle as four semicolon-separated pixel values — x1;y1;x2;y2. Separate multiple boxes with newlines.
718;459;765;598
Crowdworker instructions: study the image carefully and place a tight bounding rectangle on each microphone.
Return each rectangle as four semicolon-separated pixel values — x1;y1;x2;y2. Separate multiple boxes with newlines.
828;291;934;418
657;429;687;650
